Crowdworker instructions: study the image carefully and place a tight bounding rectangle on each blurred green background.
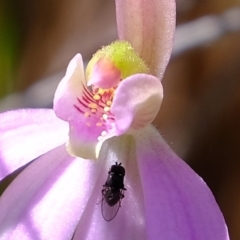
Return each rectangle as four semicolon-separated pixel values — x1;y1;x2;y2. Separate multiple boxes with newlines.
0;1;20;97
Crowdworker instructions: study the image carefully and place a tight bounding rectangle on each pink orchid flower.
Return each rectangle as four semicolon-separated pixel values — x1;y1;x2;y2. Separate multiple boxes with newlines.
0;0;229;240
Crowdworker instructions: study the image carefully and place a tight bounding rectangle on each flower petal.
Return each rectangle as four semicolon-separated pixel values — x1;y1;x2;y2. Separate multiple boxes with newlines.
134;126;229;240
66;122;103;160
0;146;101;240
53;54;107;159
74;135;146;240
111;74;163;135
87;58;121;89
0;109;68;180
116;0;176;78
53;53;85;121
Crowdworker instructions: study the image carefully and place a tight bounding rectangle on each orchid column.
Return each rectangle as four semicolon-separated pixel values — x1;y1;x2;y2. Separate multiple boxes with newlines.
0;0;229;240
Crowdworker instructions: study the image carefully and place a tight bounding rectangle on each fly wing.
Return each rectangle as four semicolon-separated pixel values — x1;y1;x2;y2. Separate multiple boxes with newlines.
101;198;121;221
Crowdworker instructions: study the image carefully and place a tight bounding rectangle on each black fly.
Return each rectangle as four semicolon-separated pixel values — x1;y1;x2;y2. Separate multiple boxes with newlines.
101;162;126;221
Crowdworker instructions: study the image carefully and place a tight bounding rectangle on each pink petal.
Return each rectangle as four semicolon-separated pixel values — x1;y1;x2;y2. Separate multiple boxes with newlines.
111;74;163;135
74;135;146;240
134;126;229;240
87;58;121;89
0;109;68;180
116;0;176;79
53;54;107;159
66;121;103;159
67;72;163;160
53;53;85;121
0;145;101;240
